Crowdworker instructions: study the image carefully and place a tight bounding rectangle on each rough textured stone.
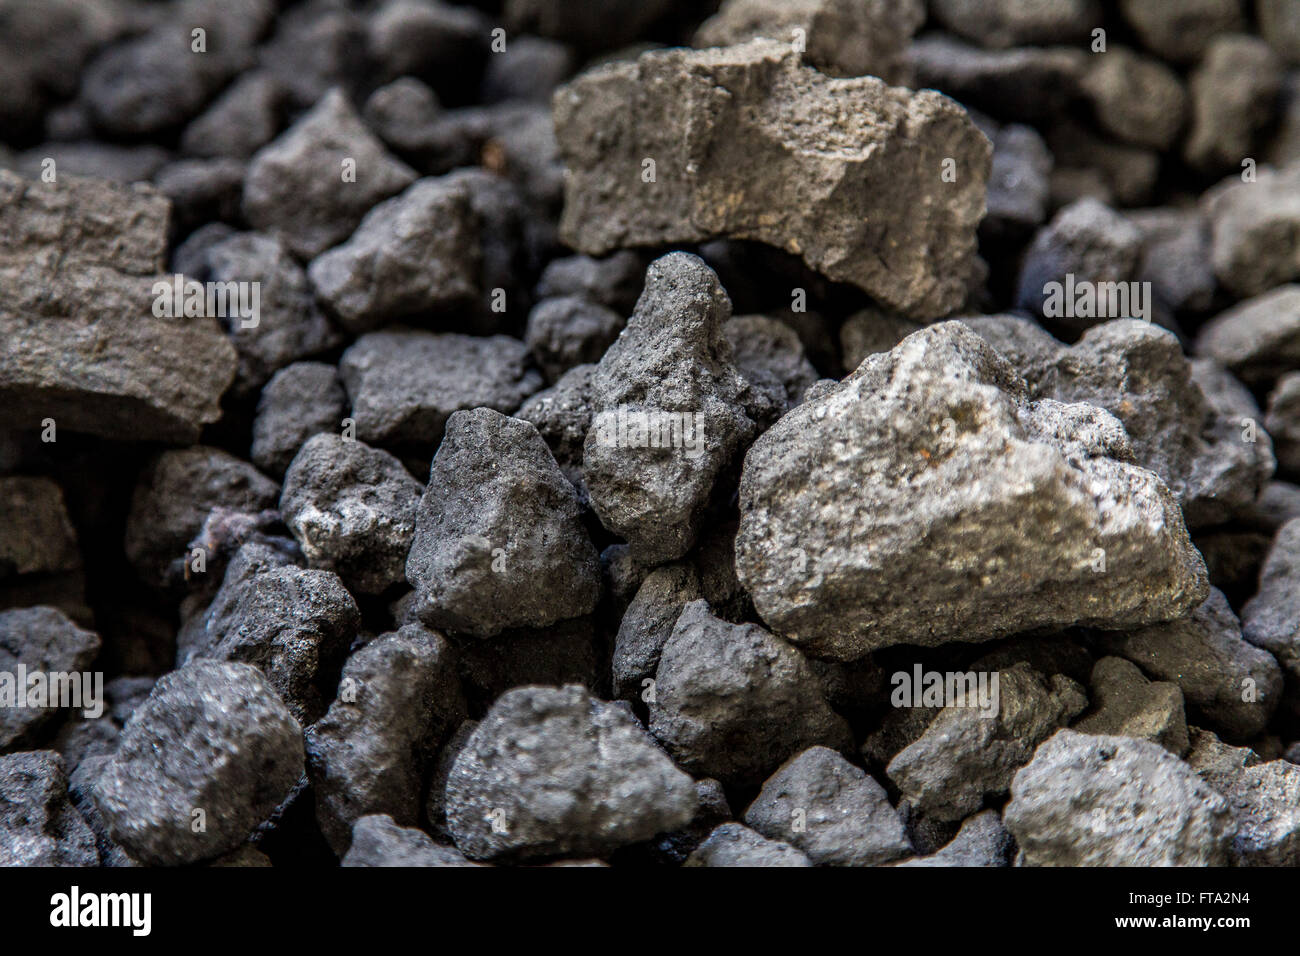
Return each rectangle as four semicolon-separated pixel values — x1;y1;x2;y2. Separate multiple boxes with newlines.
340;329;542;447
1260;0;1300;64
0;171;236;442
1005;729;1236;866
182;542;360;724
1130;208;1217;315
1102;589;1281;741
839;309;922;371
367;0;488;88
611;563;702;700
1202;164;1300;300
583;254;759;563
736;322;1208;659
514;363;597;498
887;664;1086;823
0;751;97;866
342;814;478;867
983;123;1054;240
306;625;464;854
726;315;820;413
483;36;574;105
1197;286;1300;388
1119;0;1245;63
693;0;923;83
405;408;600;637
684;823;812;867
535;252;644;314
1267;372;1300;475
1081;46;1187;151
0;607;100;752
243;88;416;260
895;810;1013;867
1073;656;1189;755
0;478;79;581
445;685;697;861
308;177;480;334
92;661;304;866
554;41;991;319
251;362;348;479
525;296;624;384
932;0;1097;48
181;71;285;160
745;747;912;866
648;601;851;786
281;435;421;595
1185;36;1281;173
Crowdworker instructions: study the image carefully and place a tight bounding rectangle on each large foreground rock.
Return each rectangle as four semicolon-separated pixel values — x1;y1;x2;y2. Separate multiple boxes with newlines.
553;41;990;319
735;322;1208;659
0;171;235;442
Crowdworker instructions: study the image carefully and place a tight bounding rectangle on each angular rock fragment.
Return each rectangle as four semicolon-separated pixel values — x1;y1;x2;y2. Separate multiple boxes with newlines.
736;322;1207;659
308;177;480;334
640;778;732;866
482;36;574;105
745;747;912;866
839;309;922;371
525;296;624;384
281;435;422;595
535;252;645;314
0;478;79;580
342;814;478;867
1073;656;1189;755
726;315;820;413
929;0;1097;49
445;685;697;861
887;664;1086;822
124;447;280;590
0;171;236;442
693;0;923;83
1119;0;1244;63
514;363;596;498
611;563;702;700
251;362;348;479
1080;47;1187;152
1267;373;1300;475
583;254;759;563
1004;729;1235;866
0;606;100;752
306;625;465;854
895;810;1013;867
648;601;851;786
0;751;97;866
243;88;416;259
1201;164;1300;300
183;542;360;723
1260;0;1300;64
1197;286;1300;388
554;42;991;319
367;0;488;88
1130;208;1217;315
92;661;304;866
1043;120;1159;208
982;123;1054;241
1102;589;1281;741
405;409;600;637
684;823;812;867
181;71;285;160
339;329;542;447
1184;36;1281;173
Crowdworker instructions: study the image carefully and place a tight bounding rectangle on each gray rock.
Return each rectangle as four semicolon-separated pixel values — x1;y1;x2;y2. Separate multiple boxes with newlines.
367;0;487;87
583;253;759;563
1202;163;1300;301
181;71;285;160
92;661;304;866
1242;519;1300;690
525;296;624;384
16;142;172;183
839;309;922;371
482;36;574;104
895;810;1013;867
684;823;812;867
1251;481;1300;533
1102;589;1281;741
554;41;990;319
1267;73;1300;167
611;563;702;700
1073;656;1189;755
342;814;479;867
693;0;923;83
726;315;820;413
1130;208;1217;315
0;607;100;752
243;88;416;260
308;177;480;334
306;625;465;854
745;747;912;866
535;252;645;314
504;0;677;52
983;123;1054;239
642;777;732;866
887;664;1087;823
0;750;97;866
1015;199;1143;332
1268;372;1300;475
281;434;422;595
445;684;698;861
736;322;1208;659
339;329;542;447
124;447;280;590
649;601;851;786
1197;286;1300;388
1187;727;1300;865
0;171;236;442
0;478;79;580
362;77;442;153
514;363;597;498
1260;0;1300;64
405;408;600;637
251;362;348;479
1080;46;1186;152
204;230;342;395
1185;36;1282;173
1119;0;1245;63
929;0;1097;48
183;542;360;724
1043;120;1159;209
1004;729;1236;866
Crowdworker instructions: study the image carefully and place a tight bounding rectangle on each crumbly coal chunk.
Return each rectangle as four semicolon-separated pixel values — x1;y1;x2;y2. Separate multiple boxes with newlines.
0;750;97;866
251;363;348;479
